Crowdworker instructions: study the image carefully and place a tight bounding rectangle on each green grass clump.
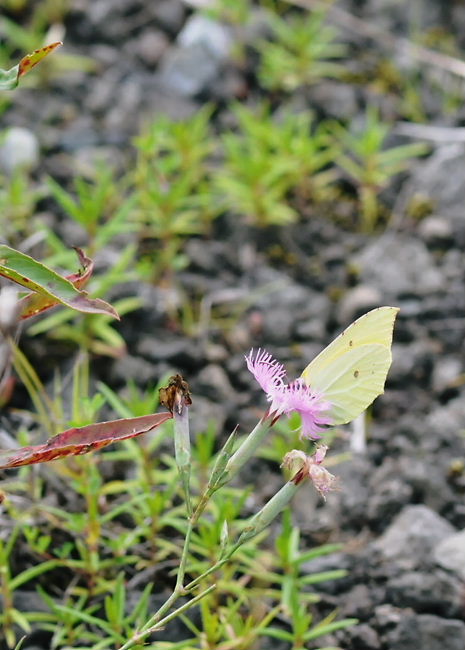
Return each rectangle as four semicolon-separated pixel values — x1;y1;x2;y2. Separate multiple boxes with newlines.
129;106;218;281
330;106;428;230
213;103;337;227
256;10;347;92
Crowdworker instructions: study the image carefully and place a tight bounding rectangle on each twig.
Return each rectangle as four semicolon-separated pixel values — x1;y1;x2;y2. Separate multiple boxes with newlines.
393;122;465;142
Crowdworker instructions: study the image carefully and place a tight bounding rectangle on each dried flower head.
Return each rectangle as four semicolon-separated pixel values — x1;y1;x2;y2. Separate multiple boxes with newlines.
282;446;338;498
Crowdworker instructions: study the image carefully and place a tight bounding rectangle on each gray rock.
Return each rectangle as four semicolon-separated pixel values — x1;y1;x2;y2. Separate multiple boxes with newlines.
159;14;231;97
399;144;465;219
158;42;224;96
396;456;458;512
431;356;463;394
441;249;465;283
344;623;381;650
342;584;378;620
386;570;465;618
104;78;143;132
137;336;200;366
434;529;465;580
354;234;443;298
10;589;50;614
241;7;275;43
336;285;384;324
89;44;120;67
290;292;332;341
418;215;453;247
373;505;455;565
73;146;126;178
312;457;372;534
374;603;405;632
110;355;160;386
178;14;232;60
127;28;169;66
188;394;228;438
0;127;39;174
388;341;435;388
367;475;413;526
149;0;186;33
195;363;236;403
87;0;120;26
61;116;99;151
86;68;122;113
186;239;228;273
384;613;465;650
426;394;465;439
300;551;353;596
308;81;358;120
251;266;330;345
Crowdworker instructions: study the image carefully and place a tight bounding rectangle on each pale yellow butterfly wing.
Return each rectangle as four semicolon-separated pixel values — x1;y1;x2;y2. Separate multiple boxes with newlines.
301;306;399;425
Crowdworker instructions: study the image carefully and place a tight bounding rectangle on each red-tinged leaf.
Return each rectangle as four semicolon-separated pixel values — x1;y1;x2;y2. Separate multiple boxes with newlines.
66;248;94;289
0;245;119;320
0;412;172;469
18;248;95;320
0;376;15;408
18;42;63;78
0;42;62;90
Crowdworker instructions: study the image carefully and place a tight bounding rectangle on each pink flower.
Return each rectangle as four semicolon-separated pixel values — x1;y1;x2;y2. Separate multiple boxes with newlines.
245;349;332;439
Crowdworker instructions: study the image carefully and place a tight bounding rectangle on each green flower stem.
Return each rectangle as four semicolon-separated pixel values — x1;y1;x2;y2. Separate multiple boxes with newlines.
185;480;301;593
174;407;192;515
119;417;291;650
137;489;211;635
222;417;271;485
183;541;242;593
237;479;300;544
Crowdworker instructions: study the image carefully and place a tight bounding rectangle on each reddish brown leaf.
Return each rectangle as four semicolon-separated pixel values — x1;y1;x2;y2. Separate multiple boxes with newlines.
0;412;172;469
18;248;98;320
66;248;94;289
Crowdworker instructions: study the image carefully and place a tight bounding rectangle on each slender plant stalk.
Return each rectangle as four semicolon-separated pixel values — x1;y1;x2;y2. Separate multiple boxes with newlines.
117;488;216;650
116;584;216;650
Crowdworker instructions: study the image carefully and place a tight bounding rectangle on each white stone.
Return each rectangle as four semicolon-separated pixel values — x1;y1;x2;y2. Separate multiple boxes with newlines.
0;126;39;174
434;530;465;580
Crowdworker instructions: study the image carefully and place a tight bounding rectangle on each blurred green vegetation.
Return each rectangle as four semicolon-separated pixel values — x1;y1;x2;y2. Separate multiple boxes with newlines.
1;0;462;646
1;355;355;649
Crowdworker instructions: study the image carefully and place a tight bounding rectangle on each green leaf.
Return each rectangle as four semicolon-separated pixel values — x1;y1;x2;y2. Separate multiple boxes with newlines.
0;42;62;90
0;245;119;319
304;617;358;641
10;608;31;632
259;626;293;641
295;543;343;565
0;65;20;90
53;605;125;640
300;569;348;585
10;559;62;591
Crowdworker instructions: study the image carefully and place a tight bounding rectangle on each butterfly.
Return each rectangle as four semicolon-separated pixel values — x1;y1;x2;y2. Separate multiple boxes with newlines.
301;306;399;425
